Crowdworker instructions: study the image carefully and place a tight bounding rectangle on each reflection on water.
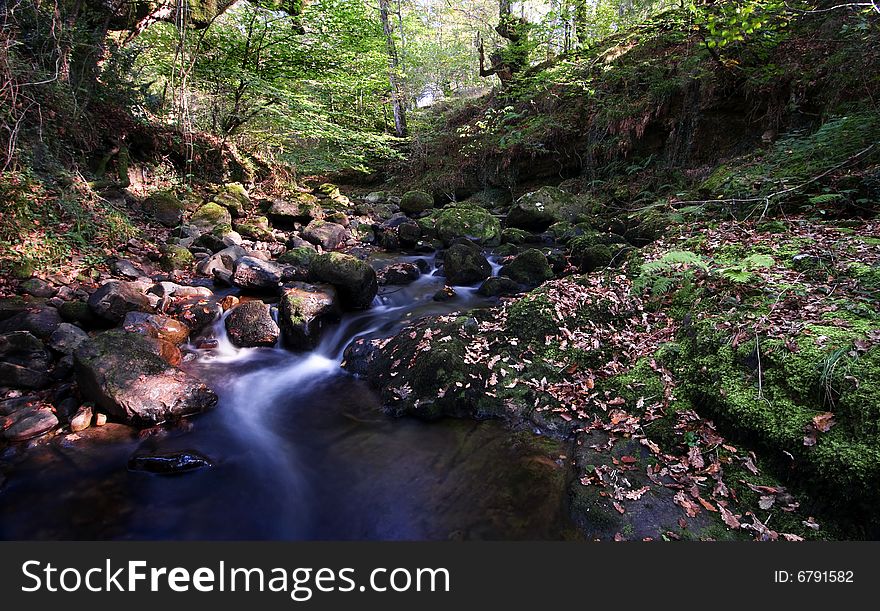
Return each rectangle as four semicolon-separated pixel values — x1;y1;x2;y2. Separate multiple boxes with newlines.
0;252;576;540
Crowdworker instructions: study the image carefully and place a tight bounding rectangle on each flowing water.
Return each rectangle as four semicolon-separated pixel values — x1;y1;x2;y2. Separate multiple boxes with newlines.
0;253;575;540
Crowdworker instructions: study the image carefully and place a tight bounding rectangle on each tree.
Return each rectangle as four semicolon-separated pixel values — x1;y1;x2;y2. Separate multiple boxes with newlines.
379;0;408;137
480;0;531;84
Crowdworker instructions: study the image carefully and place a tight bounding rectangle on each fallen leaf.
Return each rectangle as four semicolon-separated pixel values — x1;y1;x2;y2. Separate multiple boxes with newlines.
812;412;836;433
620;455;638;465
759;495;775;510
719;505;741;529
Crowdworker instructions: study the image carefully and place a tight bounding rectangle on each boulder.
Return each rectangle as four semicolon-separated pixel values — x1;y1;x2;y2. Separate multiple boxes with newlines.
309;253;378;310
112;259;145;280
499;249;554;287
234;216;274;241
278;246;317;267
212;183;249;217
49;323;89;355
58;300;103;328
122;312;190;345
443;244;491;285
302;220;348;251
74;330;217;426
506;186;580;231
195;244;247;277
160;245;195;272
478;276;522;297
224;301;279;348
87;281;151;324
1;403;58;441
378;262;421;286
143;190;185;227
0;305;63;339
148;282;214;300
397;220;422;246
268;194;322;224
19;277;56;298
279;283;340;350
400;190;435;215
434;206;501;246
165;297;223;334
0;331;52;389
232;256;283;290
128;450;213;474
190;202;232;231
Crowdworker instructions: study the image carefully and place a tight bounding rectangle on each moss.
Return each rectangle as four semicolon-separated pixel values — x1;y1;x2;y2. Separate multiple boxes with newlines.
191;202;232;228
212;183;249;216
400;190;435;215
278;246;316;267
234;217;273;241
570;242;612;273
506;293;558;342
501;227;530;244
500;248;554;286
160;245;194;271
434;206;501;246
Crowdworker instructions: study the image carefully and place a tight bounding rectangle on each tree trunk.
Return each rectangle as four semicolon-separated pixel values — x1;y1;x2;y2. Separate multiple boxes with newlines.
379;0;407;138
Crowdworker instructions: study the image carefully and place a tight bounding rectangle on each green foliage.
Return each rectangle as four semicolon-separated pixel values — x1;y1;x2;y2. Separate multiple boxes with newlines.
718;253;775;284
633;250;709;296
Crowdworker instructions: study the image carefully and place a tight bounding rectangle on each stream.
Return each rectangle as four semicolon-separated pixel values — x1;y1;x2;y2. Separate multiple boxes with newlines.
0;252;576;540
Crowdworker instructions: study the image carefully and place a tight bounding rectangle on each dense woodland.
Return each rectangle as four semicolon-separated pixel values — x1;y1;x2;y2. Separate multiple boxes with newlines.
1;1;880;541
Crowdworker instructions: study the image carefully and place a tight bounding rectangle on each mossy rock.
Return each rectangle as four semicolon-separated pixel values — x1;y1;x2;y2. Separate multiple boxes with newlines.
570;242;613;273
434;206;501;246
234;216;273;241
400;190;435;215
506;187;586;231
160;245;195;272
505;293;558;342
500;249;554;287
212;183;250;217
191;202;232;230
502;227;531;244
143;190;185;227
309;252;378;310
677;317;880;527
278;246;317;267
443;243;491;285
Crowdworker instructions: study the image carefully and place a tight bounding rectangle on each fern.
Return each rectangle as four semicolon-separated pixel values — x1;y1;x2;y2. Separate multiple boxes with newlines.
633;250;708;295
808;193;844;205
717;253;776;284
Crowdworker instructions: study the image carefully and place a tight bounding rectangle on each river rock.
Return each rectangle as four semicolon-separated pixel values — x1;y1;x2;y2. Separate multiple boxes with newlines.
377;262;421;286
123;312;190;345
49;323;89;355
69;405;93;432
434;206;501;246
190;202;232;231
74;330;217;426
397;220;422;246
0;305;63;340
279;283;340;350
499;248;554;287
19;277;57;298
128;450;213;474
400;190;435;215
148;281;214;300
478;276;522;297
195;244;246;277
87;281;151;324
213;183;249;217
165;297;223;334
443;243;491;285
0;331;53;389
268;195;322;224
1;403;59;441
143;191;185;227
302;220;348;251
113;259;145;280
506;186;579;231
224;301;279;348
309;253;378;310
232;256;283;290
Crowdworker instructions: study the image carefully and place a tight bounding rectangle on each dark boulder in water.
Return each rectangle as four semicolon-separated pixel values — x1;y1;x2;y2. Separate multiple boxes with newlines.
128;450;213;474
